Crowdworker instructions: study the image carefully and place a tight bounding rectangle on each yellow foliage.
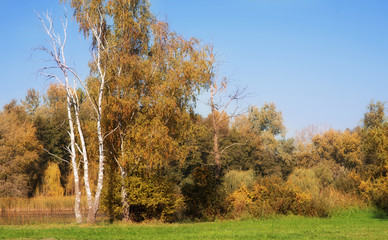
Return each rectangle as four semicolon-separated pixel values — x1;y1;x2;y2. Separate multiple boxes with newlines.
227;185;253;217
41;162;64;197
358;176;388;212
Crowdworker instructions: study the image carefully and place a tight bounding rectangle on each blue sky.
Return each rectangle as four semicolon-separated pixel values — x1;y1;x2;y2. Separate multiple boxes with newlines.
1;0;387;136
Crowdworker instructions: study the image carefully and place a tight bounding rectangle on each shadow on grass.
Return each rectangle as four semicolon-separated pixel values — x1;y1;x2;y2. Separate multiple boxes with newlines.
372;208;388;220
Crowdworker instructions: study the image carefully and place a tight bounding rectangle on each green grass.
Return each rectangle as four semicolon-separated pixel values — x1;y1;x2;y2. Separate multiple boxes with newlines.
0;208;387;239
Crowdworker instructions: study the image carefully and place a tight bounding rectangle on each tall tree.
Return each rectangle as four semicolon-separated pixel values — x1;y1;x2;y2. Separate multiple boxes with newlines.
37;13;83;223
0;101;42;197
359;101;388;212
361;101;388;177
58;0;214;222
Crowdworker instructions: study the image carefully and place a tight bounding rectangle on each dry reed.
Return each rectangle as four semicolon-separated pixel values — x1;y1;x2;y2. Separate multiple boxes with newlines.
0;196;88;212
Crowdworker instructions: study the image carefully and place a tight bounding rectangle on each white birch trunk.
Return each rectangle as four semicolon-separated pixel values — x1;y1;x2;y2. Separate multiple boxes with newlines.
65;78;82;224
85;17;107;223
73;103;93;211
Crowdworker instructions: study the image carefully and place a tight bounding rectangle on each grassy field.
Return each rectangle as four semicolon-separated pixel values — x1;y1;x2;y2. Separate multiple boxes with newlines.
0;208;387;239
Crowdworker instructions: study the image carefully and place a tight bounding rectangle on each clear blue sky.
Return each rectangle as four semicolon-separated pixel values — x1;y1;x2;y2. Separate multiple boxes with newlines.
1;0;387;136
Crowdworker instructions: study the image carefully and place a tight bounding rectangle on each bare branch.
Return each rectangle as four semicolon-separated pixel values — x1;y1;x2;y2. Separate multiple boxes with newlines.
75;143;83;157
43;148;70;165
113;155;125;175
220;141;248;156
104;125;120;140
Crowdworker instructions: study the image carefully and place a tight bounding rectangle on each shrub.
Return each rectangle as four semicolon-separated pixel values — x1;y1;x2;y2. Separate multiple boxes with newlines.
39;162;64;197
224;169;255;194
181;165;226;220
124;172;184;222
228;177;328;218
359;176;388;213
288;168;320;197
226;185;253;218
288;167;364;215
313;163;334;187
334;170;360;194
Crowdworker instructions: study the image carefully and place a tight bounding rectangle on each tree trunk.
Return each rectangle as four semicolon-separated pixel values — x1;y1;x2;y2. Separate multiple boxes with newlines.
210;84;221;179
117;130;129;221
73;166;82;224
86;204;97;223
213;128;221;179
65;74;82;224
120;169;129;221
74;103;94;220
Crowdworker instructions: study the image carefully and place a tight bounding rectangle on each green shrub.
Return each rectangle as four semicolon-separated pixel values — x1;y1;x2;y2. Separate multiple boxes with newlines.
288;167;365;215
288;168;320;197
224;169;255;194
313;163;334;187
181;165;226;220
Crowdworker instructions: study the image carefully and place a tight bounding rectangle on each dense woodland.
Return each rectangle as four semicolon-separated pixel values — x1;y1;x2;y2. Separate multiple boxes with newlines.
0;0;387;224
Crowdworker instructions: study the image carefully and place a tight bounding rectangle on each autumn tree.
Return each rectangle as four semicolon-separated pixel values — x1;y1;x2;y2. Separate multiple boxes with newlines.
53;0;214;222
312;129;362;170
102;8;213;221
361;101;388;177
246;103;291;177
40;162;65;196
358;101;388;212
33;84;72;192
0;101;42;197
21;89;40;116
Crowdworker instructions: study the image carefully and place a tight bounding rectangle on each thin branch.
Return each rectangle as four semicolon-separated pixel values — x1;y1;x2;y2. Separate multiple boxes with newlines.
113;155;125;176
75;142;84;157
104;125;120;140
66;67;99;113
220;141;248;155
43;148;70;165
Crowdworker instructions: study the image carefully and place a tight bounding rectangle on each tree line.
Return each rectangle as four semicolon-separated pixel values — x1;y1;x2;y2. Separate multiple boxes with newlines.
0;0;387;223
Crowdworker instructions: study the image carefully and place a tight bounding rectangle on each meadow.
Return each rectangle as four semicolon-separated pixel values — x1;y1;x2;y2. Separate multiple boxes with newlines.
0;208;387;240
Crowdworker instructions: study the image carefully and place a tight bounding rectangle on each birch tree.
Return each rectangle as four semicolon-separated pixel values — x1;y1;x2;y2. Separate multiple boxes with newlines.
38;9;110;223
37;12;83;223
58;0;213;222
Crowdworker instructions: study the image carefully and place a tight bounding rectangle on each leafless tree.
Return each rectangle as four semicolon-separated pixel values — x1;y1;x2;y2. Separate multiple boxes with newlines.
209;76;247;179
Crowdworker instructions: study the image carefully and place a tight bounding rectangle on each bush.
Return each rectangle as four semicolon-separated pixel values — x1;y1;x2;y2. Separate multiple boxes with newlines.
224;169;255;194
313;163;334;187
334;170;360;194
181;165;227;220
228;177;328;218
39;162;64;197
359;176;388;213
124;172;184;222
288;167;364;215
288;168;320;197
